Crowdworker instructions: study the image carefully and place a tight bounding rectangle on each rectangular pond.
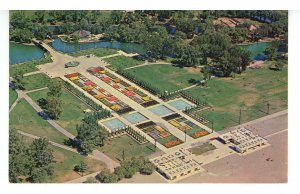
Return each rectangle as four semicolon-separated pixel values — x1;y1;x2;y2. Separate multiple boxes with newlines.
148;105;174;117
123;112;148;124
168;99;194;111
102;118;126;132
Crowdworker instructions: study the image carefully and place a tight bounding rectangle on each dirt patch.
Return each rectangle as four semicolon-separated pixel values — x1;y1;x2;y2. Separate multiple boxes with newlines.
185;67;201;74
238;93;260;107
53;150;67;163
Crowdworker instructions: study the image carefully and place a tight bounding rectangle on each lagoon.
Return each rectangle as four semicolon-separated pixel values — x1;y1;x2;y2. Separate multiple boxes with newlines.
9;42;45;65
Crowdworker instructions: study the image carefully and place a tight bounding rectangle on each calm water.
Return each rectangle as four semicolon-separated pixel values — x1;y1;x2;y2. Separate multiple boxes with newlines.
9;42;45;65
49;38;146;54
9;39;271;65
240;41;272;60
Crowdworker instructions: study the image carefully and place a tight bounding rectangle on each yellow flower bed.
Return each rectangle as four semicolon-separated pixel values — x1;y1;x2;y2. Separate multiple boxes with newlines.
69;76;79;81
169;120;181;127
155;126;165;132
100;70;107;74
110;105;121;110
142;96;151;101
179;125;191;132
113;78;121;83
83;85;94;91
126;86;136;91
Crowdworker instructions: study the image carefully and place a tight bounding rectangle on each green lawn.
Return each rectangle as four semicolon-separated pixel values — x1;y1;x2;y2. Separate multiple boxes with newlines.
9;99;67;144
28;87;90;136
23;73;51;91
9;54;52;77
126;64;203;92
69;48;118;57
98;135;156;162
51;145;105;182
16;134;105;183
186;62;288;131
105;56;144;70
9;89;18;108
190;142;216;156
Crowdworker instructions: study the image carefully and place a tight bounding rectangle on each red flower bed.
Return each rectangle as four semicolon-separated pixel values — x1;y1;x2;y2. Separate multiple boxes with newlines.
107;96;117;102
125;91;135;97
98;88;106;93
84;81;95;86
66;73;78;78
89;67;103;73
113;85;120;89
102;77;110;82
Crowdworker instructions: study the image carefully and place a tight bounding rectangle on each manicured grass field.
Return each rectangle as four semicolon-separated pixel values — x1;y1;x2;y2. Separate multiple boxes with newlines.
190;142;216;156
28;87;90;136
23;73;51;91
69;48;118;57
17;134;105;183
126;64;203;92
98;135;156;162
51;145;105;182
9;89;18;108
9;99;67;144
186;61;288;131
105;56;144;70
9;54;52;77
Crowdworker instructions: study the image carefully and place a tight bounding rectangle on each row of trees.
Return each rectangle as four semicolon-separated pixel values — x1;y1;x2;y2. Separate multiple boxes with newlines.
97;157;155;183
9;129;55;183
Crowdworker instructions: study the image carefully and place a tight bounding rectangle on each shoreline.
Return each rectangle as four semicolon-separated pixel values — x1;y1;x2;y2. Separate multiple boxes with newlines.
10;41;35;46
237;38;281;46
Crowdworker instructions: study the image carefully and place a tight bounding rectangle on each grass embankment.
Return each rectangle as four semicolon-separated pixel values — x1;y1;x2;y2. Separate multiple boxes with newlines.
186;61;288;131
23;73;51;91
9;89;18;108
126;64;203;92
10;54;52;77
9;99;67;144
69;48;118;58
28;87;90;136
98;135;156;162
105;56;144;70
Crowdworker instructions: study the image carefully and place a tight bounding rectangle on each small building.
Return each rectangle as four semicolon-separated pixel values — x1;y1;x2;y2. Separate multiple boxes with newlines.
71;30;91;39
65;61;80;68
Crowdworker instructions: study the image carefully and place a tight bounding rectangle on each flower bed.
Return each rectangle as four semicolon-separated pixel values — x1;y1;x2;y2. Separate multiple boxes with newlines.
66;73;78;78
191;130;209;139
164;139;183;148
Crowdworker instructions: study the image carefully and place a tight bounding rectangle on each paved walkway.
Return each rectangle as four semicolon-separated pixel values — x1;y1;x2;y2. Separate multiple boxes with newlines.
123;61;171;70
14;90;119;171
24;71;41;77
25;87;48;94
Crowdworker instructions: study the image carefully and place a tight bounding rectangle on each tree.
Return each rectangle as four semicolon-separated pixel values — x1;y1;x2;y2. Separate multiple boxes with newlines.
264;42;279;60
74;161;88;176
9;129;30;182
139;161;155;175
47;79;62;98
46;96;62;119
28;138;55;183
110;11;123;24
14;70;25;90
34;24;52;40
97;169;118;183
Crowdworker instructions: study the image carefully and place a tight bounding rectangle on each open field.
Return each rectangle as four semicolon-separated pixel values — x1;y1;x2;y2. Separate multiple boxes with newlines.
23;73;51;91
51;145;105;182
9;89;18;108
69;48;118;57
28;87;89;136
185;62;287;131
126;64;203;92
16;134;105;183
98;135;157;162
105;56;144;70
9;99;67;144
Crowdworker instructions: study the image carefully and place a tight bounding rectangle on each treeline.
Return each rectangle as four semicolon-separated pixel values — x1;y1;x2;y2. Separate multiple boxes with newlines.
97;157;155;183
9;129;55;183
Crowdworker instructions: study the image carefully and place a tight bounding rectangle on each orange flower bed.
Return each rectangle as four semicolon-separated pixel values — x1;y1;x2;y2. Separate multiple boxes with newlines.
191;130;209;139
164;139;183;148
